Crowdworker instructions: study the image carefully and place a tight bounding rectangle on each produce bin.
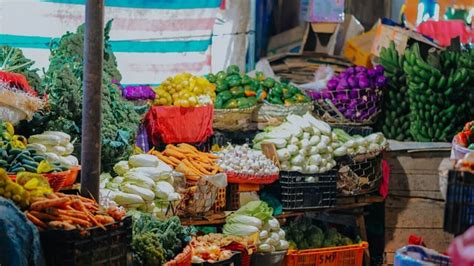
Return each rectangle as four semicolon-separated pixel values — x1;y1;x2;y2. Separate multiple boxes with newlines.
269;170;338;210
213;106;258;132
250;250;287;266
444;170;474;235
393;245;451;266
285;242;368;266
336;153;382;196
40;216;132;266
192;251;242;266
164;244;193;266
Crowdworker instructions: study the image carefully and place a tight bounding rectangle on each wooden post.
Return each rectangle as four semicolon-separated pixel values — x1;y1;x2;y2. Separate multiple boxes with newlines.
80;0;104;200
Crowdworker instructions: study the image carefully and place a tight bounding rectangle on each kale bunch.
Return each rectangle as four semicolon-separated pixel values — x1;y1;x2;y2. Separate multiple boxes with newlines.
41;20;140;171
132;231;165;266
0;46;42;93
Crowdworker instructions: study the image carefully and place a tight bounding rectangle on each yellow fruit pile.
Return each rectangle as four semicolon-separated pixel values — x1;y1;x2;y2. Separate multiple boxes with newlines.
153;73;216;107
0;169;52;209
0;121;27;149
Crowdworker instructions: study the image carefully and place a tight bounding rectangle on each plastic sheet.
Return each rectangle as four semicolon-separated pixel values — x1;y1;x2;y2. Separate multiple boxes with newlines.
145;105;213;146
0;198;45;266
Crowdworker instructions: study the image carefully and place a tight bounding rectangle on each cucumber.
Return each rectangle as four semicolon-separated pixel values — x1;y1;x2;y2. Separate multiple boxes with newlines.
17;153;33;162
22;159;39;168
9;148;22;155
33;156;45;163
10;167;26;173
23;165;38;173
59;166;69;172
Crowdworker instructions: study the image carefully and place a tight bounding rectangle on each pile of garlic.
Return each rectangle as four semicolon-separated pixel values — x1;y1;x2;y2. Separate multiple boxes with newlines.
216;144;279;176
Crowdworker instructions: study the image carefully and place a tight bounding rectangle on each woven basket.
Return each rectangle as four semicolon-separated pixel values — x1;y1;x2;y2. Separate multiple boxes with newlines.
253;102;314;130
213;106;257;132
164;245;192;266
337;153;383;196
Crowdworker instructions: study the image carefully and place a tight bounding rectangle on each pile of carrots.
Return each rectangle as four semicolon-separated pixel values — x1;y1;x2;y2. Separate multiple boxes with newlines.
149;144;222;183
25;192;125;231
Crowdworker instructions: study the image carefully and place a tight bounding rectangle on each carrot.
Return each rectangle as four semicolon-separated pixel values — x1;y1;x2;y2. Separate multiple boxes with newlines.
164;148;186;160
74;200;105;230
153;151;176;166
176;163;201;181
182;159;205;175
46;208;89;220
167;156;182;166
200;152;218;159
210;167;219;175
190;160;212;175
46;193;59;199
30;210;60;221
48;221;76;230
26;212;47;229
94;215;114;225
59;214;92;227
30;197;71;211
178;143;199;152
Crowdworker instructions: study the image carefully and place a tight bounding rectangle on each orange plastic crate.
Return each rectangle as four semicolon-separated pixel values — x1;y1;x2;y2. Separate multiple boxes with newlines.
285;242;368;266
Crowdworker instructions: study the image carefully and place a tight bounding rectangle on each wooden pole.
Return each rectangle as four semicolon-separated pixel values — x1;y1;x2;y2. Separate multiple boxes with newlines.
80;0;104;200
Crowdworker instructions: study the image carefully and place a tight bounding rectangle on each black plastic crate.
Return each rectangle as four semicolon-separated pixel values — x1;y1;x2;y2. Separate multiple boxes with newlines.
444;170;474;236
273;170;338;210
212;130;260;147
40;216;132;266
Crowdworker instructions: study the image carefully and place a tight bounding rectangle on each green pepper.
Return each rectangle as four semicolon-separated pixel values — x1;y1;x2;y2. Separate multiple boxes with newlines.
236;97;252;109
263;78;276;88
219;90;233;102
289;85;301;96
247;96;258;106
223;99;239;109
292;93;309;102
215;79;229;92
249;79;259;90
241;75;252;85
226;75;241;87
216;70;227;81
214;97;224;108
207;73;217;83
255;71;265;81
226;65;240;75
272;84;283;96
230;86;245;97
269;96;283;104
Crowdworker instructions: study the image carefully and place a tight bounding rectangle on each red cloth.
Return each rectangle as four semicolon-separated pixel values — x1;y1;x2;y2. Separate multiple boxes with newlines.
145;105;213;146
417;20;471;47
379;159;390;198
0;71;37;96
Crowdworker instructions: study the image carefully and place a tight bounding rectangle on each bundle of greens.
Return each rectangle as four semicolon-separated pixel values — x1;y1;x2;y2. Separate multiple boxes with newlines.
131;213;190;265
0;46;42;93
42;20;140;171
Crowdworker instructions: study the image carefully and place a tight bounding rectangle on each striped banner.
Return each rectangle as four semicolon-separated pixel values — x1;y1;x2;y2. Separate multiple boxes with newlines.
0;0;221;84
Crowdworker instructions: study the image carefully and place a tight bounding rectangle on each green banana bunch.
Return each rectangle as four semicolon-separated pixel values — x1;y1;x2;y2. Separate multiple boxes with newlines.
377;41;411;141
404;43;471;142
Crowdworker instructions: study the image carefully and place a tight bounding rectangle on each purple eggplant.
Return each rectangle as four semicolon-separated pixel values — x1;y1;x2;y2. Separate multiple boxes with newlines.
358;77;370;89
374;65;384;75
355;66;367;73
327;79;339;91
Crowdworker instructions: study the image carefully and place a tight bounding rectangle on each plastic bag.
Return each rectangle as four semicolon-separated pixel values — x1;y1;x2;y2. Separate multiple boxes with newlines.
299;65;335;92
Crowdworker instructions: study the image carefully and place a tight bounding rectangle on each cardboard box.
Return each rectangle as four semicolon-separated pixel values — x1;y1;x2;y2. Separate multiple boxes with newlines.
371;23;441;57
300;22;340;55
267;26;304;56
344;29;376;67
335;14;365;56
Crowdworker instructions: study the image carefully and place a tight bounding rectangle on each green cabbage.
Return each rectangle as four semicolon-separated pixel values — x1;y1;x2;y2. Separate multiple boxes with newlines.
234;201;273;222
223;223;259;236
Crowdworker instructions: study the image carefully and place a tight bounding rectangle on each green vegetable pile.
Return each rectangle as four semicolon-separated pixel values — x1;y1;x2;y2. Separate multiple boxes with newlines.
41;20;140;171
0;46;42;93
131;213;190;265
377;42;411;141
285;217;353;249
404;43;471;141
207;65;309;109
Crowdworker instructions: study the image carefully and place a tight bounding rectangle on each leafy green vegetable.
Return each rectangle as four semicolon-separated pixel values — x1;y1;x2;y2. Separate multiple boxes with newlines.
132;232;165;265
234;200;273;222
132;213;189;262
41;20;140;171
0;46;42;93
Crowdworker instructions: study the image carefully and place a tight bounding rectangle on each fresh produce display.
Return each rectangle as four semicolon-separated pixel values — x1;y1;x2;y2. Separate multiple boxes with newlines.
207;65;310;108
453;121;474;149
122;84;156;101
378;41;411;140
100;154;179;217
404;43;471;141
285;217;354;249
41;21;140;171
253;113;339;174
191;233;255;263
153;73;216;107
27;131;79;169
0;169;52;209
149;144;221;182
131;213;189;265
207;65;258;109
223;200;289;253
25;190;123;231
0;120;28;149
216;144;279;176
332;129;387;156
310;66;386;123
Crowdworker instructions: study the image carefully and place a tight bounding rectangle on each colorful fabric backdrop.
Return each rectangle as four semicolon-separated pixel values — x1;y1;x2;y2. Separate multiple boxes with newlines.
0;0;223;85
